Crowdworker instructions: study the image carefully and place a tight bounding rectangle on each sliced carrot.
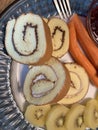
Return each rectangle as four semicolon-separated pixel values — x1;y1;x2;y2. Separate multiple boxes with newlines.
71;13;98;69
68;20;98;88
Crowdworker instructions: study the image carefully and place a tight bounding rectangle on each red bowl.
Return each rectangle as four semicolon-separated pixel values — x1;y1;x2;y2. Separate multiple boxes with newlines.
87;0;98;45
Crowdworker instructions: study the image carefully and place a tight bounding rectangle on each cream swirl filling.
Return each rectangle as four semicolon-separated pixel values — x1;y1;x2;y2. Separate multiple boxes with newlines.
13;23;38;56
48;17;69;58
32;80;55;98
52;26;65;51
65;71;82;98
31;73;56;98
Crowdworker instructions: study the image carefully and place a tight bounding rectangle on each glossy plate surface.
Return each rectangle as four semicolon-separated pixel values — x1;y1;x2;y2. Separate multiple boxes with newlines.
0;0;95;130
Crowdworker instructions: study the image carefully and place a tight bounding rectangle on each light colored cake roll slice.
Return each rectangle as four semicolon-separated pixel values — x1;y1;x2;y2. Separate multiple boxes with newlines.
58;63;89;105
23;57;70;105
5;13;52;65
48;17;69;58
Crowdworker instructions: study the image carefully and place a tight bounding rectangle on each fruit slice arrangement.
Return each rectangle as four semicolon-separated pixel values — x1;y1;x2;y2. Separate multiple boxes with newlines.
48;17;69;58
5;13;52;65
23;57;70;105
24;98;98;129
58;63;89;104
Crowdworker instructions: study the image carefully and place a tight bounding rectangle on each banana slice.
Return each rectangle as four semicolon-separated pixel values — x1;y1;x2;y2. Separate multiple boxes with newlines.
84;99;98;129
24;104;51;128
46;105;69;130
58;63;89;105
48;17;69;58
65;104;86;130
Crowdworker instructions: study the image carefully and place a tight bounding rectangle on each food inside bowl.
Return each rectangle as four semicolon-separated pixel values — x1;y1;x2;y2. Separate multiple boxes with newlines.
87;0;98;44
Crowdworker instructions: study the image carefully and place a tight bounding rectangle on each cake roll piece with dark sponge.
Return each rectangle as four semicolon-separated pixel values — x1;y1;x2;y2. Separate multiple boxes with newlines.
5;13;52;65
23;57;71;105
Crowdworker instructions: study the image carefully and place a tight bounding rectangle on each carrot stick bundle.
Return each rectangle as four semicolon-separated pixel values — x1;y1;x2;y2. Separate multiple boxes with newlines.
68;20;98;88
70;13;98;69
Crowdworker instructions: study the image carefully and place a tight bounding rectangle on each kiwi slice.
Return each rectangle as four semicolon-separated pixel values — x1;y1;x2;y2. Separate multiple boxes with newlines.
65;104;86;130
24;104;51;127
46;105;69;130
84;99;98;129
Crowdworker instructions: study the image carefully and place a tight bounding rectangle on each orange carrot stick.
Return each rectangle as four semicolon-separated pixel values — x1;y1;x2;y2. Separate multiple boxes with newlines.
71;13;98;69
68;20;98;88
